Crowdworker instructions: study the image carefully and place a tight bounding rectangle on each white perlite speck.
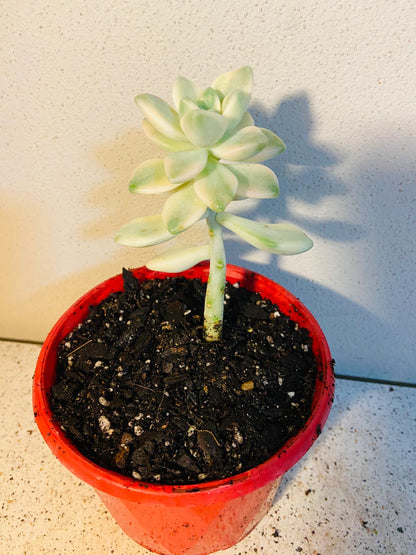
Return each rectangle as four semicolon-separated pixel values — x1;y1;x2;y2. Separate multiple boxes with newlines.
98;415;111;433
234;428;244;444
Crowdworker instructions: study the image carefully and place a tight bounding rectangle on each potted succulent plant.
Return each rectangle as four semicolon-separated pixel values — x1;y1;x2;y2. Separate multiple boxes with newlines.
33;67;334;555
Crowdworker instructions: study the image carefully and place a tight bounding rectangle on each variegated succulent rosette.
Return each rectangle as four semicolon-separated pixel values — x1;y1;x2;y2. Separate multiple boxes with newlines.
116;67;313;341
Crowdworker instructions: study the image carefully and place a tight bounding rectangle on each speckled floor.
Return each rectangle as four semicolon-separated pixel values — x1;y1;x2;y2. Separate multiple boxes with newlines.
1;340;415;554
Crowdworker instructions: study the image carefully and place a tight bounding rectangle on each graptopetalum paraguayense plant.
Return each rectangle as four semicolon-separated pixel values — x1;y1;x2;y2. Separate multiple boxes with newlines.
116;67;313;342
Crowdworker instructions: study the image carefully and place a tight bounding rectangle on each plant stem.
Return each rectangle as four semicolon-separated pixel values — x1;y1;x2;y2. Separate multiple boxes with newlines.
204;210;226;342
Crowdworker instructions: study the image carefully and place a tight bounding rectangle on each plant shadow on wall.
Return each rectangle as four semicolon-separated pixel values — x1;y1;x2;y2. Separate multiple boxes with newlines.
229;93;360;279
240;95;416;383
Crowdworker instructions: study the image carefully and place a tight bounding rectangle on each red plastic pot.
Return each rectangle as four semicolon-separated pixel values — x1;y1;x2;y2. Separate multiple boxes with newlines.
33;263;334;555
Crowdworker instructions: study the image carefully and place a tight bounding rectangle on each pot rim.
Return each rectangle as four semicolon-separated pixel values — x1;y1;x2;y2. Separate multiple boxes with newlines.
33;263;334;504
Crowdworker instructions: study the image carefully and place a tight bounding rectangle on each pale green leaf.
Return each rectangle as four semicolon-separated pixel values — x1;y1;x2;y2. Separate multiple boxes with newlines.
221;89;251;131
193;161;238;212
216;213;313;255
142;119;192;152
242;128;286;162
162;183;207;234
147;244;210;272
172;76;200;110
197;87;221;111
115;214;173;247
164;149;208;185
211;66;253;98
233;111;254;131
218;111;254;143
210;126;267;161
135;94;185;141
180;109;228;147
129;158;178;194
178;97;199;118
223;163;279;199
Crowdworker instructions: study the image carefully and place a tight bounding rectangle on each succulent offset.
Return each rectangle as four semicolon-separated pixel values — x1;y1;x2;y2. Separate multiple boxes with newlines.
116;66;313;341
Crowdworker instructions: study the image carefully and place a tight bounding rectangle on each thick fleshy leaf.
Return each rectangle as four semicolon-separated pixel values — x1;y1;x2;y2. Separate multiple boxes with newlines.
135;94;185;141
211;66;253;98
180;109;228;147
193;161;238;212
172;76;200;110
205;112;253;149
210;126;267;161
129;158;178;194
162;183;207;234
115;214;173;247
142;119;192;152
216;213;313;255
234;111;254;130
242;128;286;162
147;244;210;272
178;97;199;118
197;87;221;112
221;89;251;131
164;149;208;185
223;111;254;140
223;163;279;199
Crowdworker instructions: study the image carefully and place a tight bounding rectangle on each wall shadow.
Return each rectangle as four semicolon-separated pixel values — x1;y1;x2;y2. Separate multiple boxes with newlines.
223;94;382;379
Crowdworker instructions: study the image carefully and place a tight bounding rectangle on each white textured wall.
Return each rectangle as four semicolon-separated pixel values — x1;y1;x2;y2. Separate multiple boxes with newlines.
1;1;415;382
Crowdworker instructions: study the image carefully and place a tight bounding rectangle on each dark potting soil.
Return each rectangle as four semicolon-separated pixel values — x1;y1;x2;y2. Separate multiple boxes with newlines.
50;269;317;486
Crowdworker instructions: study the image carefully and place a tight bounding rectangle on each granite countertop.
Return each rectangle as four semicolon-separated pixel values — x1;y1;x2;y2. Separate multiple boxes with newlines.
1;340;415;554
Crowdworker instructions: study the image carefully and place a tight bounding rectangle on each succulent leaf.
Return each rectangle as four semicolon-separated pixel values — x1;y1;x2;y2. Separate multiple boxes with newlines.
172;76;200;110
162;183;207;234
147;244;210;272
135;94;185;141
242;128;286;162
180;109;228;147
193;161;238;212
178;97;200;118
197;87;221;111
216;213;313;255
219;111;254;144
221;89;251;131
233;111;255;130
142;119;192;152
129;158;178;194
224;163;280;199
164;149;208;185
211;66;254;98
115;214;173;247
211;126;267;161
